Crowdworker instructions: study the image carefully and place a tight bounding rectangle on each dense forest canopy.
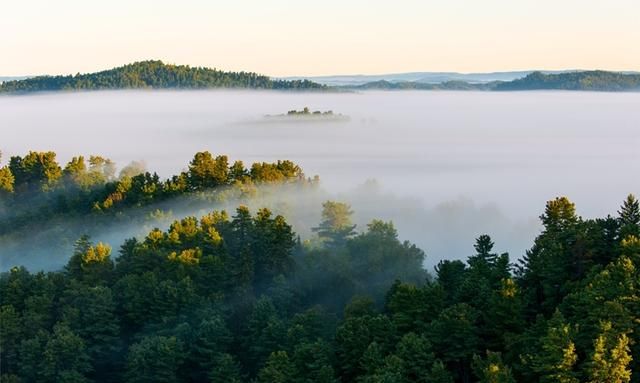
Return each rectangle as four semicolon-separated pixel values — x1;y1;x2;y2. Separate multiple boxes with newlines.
0;150;319;270
1;149;639;382
494;71;640;91
0;61;326;93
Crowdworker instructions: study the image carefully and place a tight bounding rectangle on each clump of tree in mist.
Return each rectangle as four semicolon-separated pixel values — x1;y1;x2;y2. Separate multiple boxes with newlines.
0;150;320;269
1;193;639;382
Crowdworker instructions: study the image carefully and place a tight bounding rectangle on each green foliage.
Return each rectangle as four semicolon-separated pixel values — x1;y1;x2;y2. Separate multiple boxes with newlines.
472;351;516;383
0;60;326;92
429;360;455;383
2;166;639;383
209;353;244;383
495;70;640;91
18;324;92;383
335;313;396;380
587;322;632;383
9;151;62;192
0;305;21;374
0;150;310;255
257;351;296;383
527;311;579;383
394;332;435;382
312;200;357;248
125;336;184;383
619;194;640;239
0;165;14;193
66;236;114;284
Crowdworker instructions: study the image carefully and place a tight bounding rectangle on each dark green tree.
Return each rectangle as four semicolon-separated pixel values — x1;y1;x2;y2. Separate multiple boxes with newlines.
209;353;244;383
312;201;357;248
472;351;516;383
125;336;184;383
257;351;296;383
618;194;640;239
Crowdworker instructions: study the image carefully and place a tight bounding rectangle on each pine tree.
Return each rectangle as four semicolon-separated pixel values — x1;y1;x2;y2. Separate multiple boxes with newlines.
530;311;579;383
395;332;435;383
618;194;640;239
312;201;357;248
587;322;632;383
428;360;454;383
125;336;183;383
0;165;14;193
209;353;244;383
257;351;295;383
41;324;92;383
472;351;516;383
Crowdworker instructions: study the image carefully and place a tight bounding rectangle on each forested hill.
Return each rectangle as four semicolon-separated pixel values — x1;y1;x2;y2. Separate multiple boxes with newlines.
3;64;639;92
0;60;326;92
345;70;640;92
494;70;640;91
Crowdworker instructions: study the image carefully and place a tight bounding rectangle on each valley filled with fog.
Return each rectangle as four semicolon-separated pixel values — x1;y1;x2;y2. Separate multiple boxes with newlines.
1;90;639;269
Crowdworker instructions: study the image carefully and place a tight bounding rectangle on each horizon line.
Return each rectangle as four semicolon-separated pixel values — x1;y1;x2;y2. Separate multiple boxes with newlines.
1;61;639;79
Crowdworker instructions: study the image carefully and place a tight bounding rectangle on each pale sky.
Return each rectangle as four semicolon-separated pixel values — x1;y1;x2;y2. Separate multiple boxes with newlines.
1;0;639;76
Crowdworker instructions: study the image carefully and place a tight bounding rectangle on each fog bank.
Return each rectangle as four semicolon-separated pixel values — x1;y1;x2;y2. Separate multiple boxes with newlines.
1;90;638;269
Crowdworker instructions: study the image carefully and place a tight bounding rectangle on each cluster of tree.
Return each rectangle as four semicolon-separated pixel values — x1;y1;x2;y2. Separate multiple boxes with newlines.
494;70;640;91
286;107;334;116
0;150;310;236
1;193;638;382
0;198;427;382
0;61;326;93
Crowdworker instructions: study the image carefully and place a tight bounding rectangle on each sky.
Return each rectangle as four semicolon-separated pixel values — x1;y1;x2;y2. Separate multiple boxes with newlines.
2;0;639;76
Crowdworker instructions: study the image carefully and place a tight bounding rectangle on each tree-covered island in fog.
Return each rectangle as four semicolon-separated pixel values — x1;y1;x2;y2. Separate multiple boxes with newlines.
263;107;349;122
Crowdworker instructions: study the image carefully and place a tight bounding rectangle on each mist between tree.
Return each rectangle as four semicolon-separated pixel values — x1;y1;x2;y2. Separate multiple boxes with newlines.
1;90;639;383
1;89;638;271
0;174;543;272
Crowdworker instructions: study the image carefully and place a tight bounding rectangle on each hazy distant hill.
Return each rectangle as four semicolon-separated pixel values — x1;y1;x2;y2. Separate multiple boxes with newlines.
0;76;30;84
3;64;639;93
288;69;640;91
348;80;493;90
0;61;325;92
495;71;640;91
348;70;640;92
284;70;550;86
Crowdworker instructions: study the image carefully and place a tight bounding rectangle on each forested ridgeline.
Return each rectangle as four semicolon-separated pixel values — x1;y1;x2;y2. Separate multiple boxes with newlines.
353;71;640;91
0;150;320;270
0;61;326;92
1;162;639;383
0;150;315;233
494;71;640;91
3;62;640;93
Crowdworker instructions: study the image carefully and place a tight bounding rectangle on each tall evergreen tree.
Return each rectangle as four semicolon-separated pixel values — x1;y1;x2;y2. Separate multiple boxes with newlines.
312;201;357;248
618;194;640;239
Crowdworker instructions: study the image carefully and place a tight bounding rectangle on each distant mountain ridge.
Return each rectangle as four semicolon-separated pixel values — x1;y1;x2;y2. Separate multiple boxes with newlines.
0;76;30;84
2;62;639;93
285;69;640;91
344;71;640;92
0;61;326;93
282;70;571;86
494;70;640;91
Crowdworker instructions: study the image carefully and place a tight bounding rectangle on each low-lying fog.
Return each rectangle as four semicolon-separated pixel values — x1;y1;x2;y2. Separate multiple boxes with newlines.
1;90;639;270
